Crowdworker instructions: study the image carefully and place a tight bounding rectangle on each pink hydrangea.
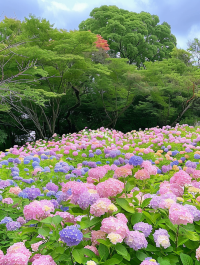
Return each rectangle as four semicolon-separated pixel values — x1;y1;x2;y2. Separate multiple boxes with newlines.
100;216;129;239
84;245;99;256
90;198;111;217
170;170;191;187
2;253;29;265
116;213;128;224
17;217;26;225
196;246;200;261
31;255;56;265
159;181;184;197
23;200;54;221
91;230;107;246
9;187;22;195
115;166;132;178
88;167;107;180
169;203;194;225
6;242;31;258
31;241;43;252
96;178;124;198
62;181;88;204
193;170;200;179
2;198;13;204
54;211;75;224
134;169;150;180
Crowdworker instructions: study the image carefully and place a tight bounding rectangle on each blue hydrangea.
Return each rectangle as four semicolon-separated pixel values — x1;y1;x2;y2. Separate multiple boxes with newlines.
129;155;143;166
106;161;110;164
33;157;40;163
1;160;8;166
194;154;200;159
59;226;83;246
0;217;13;224
171;150;179;156
114;160;120;166
89;153;94;158
46;191;56;197
8;158;14;163
23;160;30;165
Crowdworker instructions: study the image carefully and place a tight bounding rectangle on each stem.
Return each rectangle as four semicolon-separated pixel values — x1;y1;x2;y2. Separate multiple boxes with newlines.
175;225;179;249
123;177;127;198
70;248;75;265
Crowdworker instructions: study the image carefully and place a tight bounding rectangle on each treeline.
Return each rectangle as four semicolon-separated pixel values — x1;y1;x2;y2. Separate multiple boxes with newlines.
0;5;200;149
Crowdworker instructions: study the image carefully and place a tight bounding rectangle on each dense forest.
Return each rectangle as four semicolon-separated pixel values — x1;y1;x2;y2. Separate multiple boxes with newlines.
0;5;200;149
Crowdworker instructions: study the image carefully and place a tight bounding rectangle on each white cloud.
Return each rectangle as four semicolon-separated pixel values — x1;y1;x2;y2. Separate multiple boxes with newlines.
51;1;70;11
72;3;88;12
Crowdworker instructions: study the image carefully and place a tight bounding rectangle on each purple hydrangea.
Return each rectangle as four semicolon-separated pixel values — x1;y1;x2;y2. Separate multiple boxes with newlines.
133;222;153;237
23;187;41;200
149;195;162;209
161;165;172;173
88;162;97;168
129;156;143;166
96;149;102;155
6;221;21;231
59;226;83;246
46;182;58;192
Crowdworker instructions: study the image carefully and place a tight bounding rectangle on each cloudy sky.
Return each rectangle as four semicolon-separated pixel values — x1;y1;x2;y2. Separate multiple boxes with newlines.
1;0;200;50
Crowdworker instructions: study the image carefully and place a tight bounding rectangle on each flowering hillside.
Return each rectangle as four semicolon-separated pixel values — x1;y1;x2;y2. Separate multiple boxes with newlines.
1;124;200;264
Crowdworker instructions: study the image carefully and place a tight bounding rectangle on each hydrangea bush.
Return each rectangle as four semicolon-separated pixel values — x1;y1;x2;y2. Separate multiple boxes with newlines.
1;124;200;264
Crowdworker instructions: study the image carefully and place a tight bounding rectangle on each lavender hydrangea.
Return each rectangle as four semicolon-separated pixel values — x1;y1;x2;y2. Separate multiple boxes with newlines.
59;226;83;246
6;221;21;231
125;231;148;250
184;204;200;221
133;222;153;237
153;229;170;249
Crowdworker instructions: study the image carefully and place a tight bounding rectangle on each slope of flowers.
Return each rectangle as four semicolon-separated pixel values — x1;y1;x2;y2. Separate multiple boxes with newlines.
1;124;200;264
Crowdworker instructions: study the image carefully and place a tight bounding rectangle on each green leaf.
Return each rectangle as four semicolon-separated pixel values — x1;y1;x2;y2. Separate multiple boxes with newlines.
103;254;123;265
38;227;50;237
141;198;152;208
80;217;101;229
116;198;135;213
115;244;130;261
52;215;63;225
131;213;143;225
184;230;199;241
97;239;112;248
98;243;109;261
72;249;84;264
157;257;171;265
180;253;193;265
145;244;159;252
136;251;148;261
55;246;65;254
40;217;53;224
142;211;153;224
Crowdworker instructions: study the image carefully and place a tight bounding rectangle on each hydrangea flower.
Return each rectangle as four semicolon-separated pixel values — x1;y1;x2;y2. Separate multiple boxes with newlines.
133;222;153;237
125;231;148;250
59;226;83;246
129;155;143;166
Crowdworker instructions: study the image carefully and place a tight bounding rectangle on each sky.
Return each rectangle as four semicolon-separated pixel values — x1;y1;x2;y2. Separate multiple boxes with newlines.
1;0;200;50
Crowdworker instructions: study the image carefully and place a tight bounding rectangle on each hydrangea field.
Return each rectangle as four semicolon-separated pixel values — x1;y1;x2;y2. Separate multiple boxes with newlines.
2;124;200;265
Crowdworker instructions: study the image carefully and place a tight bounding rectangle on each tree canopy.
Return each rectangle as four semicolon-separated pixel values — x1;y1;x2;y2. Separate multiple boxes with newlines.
79;5;177;68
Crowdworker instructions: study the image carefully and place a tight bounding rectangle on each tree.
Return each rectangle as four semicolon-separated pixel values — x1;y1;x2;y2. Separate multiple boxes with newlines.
79;5;177;68
187;38;200;68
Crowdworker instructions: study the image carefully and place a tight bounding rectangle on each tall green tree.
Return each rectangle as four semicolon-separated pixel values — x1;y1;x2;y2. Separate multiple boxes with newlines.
79;5;177;68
